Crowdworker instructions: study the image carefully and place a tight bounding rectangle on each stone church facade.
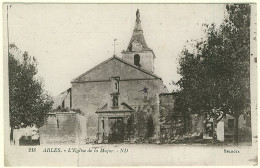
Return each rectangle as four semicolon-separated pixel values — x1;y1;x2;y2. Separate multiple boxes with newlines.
53;10;168;143
51;9;251;144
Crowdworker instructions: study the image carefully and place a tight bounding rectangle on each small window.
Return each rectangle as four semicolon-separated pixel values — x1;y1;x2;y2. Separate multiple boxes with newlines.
228;119;234;129
134;54;140;66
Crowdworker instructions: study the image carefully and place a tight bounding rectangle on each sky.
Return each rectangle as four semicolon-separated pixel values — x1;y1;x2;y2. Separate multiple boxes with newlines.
5;4;226;96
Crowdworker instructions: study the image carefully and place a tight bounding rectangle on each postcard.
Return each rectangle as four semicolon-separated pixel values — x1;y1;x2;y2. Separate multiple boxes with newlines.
3;3;258;166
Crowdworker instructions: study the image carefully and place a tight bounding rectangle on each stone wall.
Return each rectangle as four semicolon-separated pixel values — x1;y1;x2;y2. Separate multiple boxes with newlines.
73;57;156;82
71;79;166;141
222;114;251;142
122;50;154;73
159;93;176;124
159;93;188;141
39;112;87;144
133;94;160;142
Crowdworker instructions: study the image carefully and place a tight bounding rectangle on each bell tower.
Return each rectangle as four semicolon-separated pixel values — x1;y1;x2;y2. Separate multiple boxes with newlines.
122;9;155;73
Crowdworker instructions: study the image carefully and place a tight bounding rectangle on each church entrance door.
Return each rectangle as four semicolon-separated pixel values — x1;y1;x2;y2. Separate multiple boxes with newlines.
108;117;125;143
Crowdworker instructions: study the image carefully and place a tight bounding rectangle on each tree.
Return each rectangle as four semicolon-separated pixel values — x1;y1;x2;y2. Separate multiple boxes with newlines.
134;105;147;141
9;44;53;138
176;4;250;144
173;91;191;133
126;115;134;140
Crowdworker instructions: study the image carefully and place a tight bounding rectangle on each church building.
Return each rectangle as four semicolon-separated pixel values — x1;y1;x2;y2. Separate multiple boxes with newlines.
53;9;168;143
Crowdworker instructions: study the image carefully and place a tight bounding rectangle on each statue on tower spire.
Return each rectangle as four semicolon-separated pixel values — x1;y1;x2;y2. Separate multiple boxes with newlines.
125;8;149;51
136;9;140;22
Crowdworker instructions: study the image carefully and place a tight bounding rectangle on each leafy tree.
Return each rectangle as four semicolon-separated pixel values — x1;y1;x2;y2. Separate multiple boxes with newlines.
134;105;147;141
173;92;191;133
126;115;134;140
9;44;53;136
176;4;250;144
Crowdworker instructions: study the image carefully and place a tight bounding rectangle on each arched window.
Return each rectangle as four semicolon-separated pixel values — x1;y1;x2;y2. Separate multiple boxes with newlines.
113;96;118;107
134;54;140;66
111;77;120;93
115;83;118;90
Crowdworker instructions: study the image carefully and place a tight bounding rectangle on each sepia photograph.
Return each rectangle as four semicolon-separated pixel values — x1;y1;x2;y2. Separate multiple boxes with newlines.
3;2;257;166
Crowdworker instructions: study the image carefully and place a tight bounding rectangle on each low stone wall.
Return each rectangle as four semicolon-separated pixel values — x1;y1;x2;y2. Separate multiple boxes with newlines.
39;112;87;145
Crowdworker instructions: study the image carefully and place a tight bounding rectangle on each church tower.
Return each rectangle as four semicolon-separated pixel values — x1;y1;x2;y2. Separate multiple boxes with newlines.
122;9;155;73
